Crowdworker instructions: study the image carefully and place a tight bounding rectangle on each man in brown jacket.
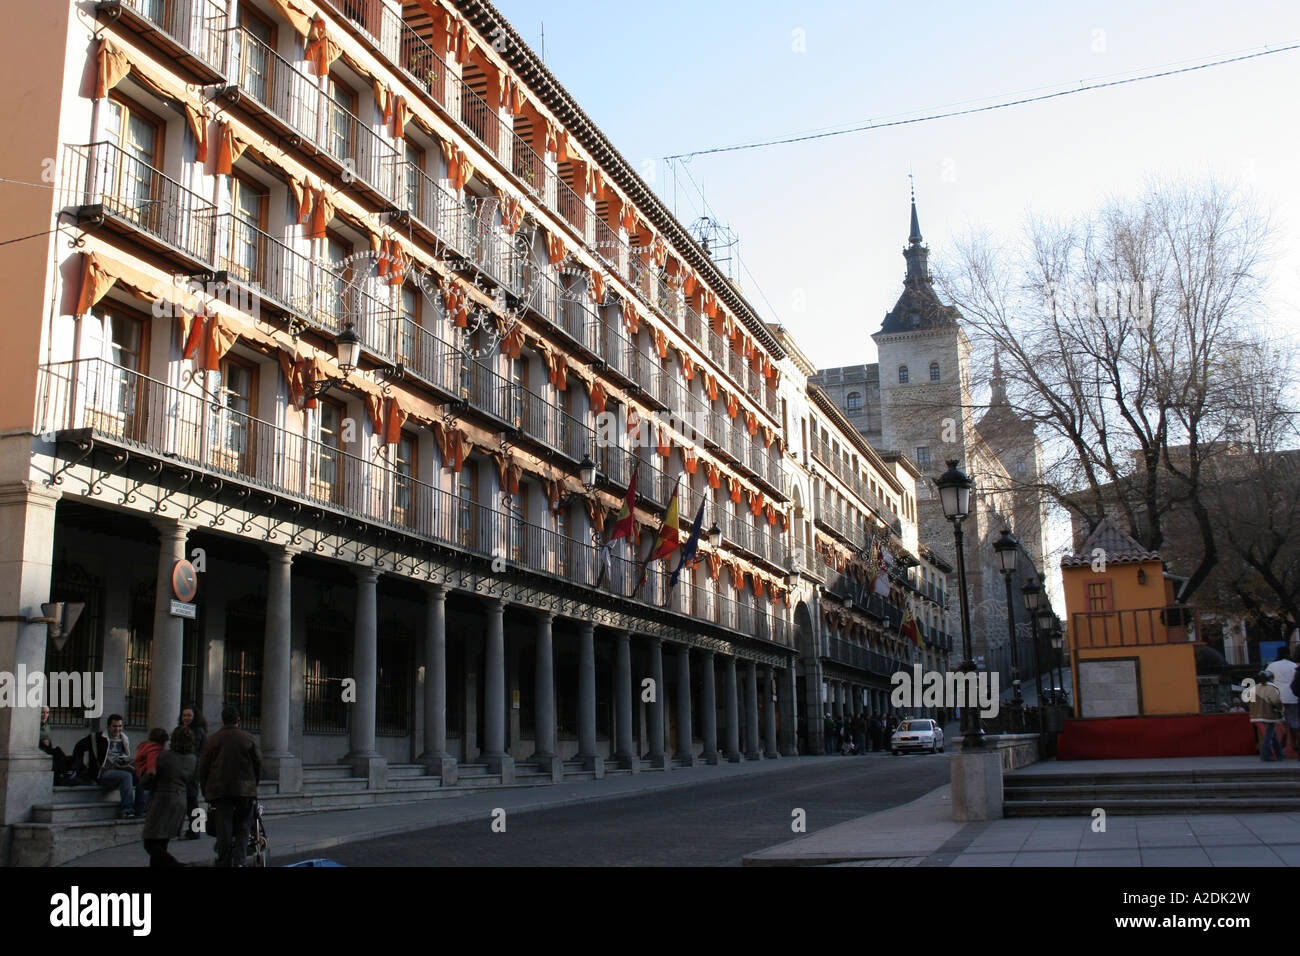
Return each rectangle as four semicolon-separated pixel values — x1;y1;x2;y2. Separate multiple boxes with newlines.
1249;670;1285;762
199;706;262;866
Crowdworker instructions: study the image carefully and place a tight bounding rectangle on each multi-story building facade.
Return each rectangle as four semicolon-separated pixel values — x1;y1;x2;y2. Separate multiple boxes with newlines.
813;198;1047;686
774;328;953;752
0;0;807;862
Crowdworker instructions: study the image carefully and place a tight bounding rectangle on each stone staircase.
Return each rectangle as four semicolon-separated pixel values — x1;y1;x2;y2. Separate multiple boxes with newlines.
1003;765;1300;816
12;754;645;864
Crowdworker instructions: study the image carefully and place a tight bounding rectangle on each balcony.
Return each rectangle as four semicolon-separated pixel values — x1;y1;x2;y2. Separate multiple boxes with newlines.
214;214;396;360
626;348;657;400
824;638;896;678
511;382;593;465
393;319;459;397
814;496;864;549
810;435;898;527
227;28;400;204
62;142;217;269
329;0;789;445
1070;606;1201;649
596;321;633;382
98;0;228;82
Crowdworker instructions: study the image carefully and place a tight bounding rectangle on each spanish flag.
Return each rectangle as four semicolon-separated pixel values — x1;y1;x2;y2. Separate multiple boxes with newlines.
648;487;681;563
900;602;922;648
607;464;639;543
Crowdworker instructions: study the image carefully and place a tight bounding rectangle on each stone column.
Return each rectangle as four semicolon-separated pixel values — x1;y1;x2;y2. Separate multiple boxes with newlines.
699;651;719;764
723;655;741;762
613;631;637;771
744;660;761;759
763;667;779;758
674;645;694;766
344;566;386;788
575;620;603;776
259;544;300;792
0;482;60;863
646;637;669;769
420;583;456;783
779;664;799;756
148;518;190;732
531;610;562;780
480;597;514;781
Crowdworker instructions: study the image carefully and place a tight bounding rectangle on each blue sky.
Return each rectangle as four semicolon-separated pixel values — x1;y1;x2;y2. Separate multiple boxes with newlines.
493;0;1300;370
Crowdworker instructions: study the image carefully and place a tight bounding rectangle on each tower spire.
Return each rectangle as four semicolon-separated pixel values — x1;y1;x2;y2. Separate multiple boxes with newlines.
990;350;1008;405
908;175;923;245
904;182;929;284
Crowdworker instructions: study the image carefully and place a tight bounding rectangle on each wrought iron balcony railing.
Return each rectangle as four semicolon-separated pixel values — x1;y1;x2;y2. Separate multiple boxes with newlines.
39;358;792;643
62;142;217;266
101;0;229;79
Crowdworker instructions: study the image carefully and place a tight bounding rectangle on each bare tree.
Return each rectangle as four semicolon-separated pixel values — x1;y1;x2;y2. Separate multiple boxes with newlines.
936;178;1277;604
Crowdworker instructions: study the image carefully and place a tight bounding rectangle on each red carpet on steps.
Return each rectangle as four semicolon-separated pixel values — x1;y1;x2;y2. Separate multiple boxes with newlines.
1057;714;1259;760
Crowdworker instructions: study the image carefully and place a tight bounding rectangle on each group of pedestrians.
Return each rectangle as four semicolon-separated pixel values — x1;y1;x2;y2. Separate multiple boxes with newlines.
822;712;902;755
41;704;262;866
1249;649;1300;762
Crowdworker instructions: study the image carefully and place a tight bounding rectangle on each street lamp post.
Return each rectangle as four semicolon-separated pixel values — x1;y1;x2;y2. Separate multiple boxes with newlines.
1045;616;1065;698
1022;578;1044;705
936;460;983;749
1038;609;1060;696
993;530;1023;713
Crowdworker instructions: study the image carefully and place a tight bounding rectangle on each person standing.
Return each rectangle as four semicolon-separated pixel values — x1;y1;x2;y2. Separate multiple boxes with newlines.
178;705;207;839
823;713;835;756
1250;670;1285;762
199;706;262;867
142;726;197;867
852;713;867;756
1267;651;1298;756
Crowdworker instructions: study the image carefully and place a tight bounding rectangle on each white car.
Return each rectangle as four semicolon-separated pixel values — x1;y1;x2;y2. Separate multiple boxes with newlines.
891;719;944;755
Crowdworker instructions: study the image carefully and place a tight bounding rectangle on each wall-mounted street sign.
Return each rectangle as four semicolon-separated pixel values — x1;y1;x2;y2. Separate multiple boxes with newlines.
171;560;198;603
170;600;196;619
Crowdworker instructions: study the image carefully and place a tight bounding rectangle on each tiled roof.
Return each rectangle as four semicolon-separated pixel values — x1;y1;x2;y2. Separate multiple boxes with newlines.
1060;516;1161;567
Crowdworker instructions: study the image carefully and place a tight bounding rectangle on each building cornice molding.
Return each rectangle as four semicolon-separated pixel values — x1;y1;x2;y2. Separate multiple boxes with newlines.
455;0;786;362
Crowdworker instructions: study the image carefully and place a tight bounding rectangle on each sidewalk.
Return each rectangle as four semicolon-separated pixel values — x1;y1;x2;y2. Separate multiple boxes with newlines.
61;755;826;867
745;755;1300;867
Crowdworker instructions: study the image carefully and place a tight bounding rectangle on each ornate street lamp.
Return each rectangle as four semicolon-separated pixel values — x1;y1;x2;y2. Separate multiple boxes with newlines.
336;321;362;375
578;452;598;490
706;519;723;550
1038;608;1061;699
993;529;1024;709
936;460;983;749
1022;577;1044;704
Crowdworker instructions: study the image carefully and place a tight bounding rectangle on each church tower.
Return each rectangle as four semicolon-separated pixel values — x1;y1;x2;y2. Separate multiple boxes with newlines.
871;191;972;500
872;193;1024;675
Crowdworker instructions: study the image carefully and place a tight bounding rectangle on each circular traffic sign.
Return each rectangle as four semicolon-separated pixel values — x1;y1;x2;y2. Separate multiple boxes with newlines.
172;560;198;602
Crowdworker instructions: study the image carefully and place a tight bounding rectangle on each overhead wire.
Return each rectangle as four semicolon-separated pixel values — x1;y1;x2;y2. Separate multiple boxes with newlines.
663;41;1300;161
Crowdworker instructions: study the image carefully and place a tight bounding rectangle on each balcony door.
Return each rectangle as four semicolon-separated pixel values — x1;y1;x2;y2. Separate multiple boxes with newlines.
398;282;421;377
226;172;268;284
322;231;354;334
212;355;258;477
238;5;276;106
392;432;416;530
404;142;426;222
457;460;479;551
310;397;346;506
103;95;162;232
327;75;357;167
86;303;149;443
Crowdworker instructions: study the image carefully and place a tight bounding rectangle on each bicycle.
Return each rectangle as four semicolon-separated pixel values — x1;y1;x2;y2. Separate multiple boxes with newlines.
247;800;269;867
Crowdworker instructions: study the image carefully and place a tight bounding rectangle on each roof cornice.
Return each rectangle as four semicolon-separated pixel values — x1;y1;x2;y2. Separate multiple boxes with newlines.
455;0;785;360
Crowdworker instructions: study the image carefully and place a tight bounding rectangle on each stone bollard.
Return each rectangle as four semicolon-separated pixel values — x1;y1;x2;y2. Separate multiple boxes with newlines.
950;749;1004;821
